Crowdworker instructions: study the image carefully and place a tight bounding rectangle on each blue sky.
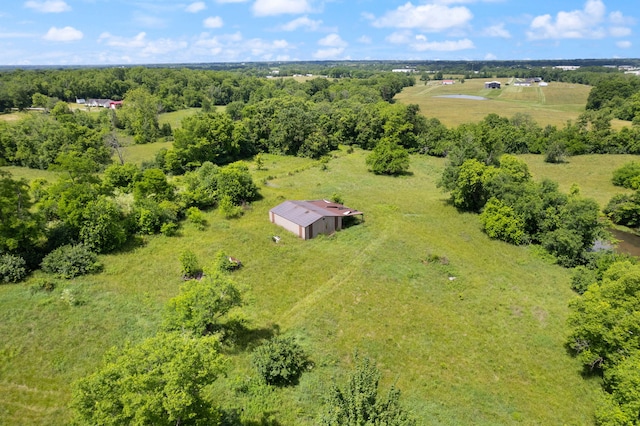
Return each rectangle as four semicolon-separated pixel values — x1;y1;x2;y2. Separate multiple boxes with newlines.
0;0;636;65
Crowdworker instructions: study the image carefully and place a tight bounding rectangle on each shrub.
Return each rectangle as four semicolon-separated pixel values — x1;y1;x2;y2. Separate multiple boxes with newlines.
0;253;27;283
29;277;58;294
213;250;241;273
251;336;310;386
612;162;640;189
180;250;202;279
160;222;178;236
544;141;568;163
41;244;102;278
480;197;527;245
219;195;243;219
186;207;207;230
365;137;410;176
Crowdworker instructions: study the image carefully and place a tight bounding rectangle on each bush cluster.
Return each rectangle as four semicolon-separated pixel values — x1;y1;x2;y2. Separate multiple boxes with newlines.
41;244;101;278
251;336;310;386
0;253;27;283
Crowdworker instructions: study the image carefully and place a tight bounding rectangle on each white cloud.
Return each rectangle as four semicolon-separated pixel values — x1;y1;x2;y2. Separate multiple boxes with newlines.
386;31;413;44
98;32;187;58
25;0;70;13
253;0;312;16
609;11;635;26
133;13;167;29
616;40;631;49
204;16;224;28
610;27;631;37
357;35;372;44
318;33;347;47
0;32;37;39
485;53;497;60
142;39;189;56
186;2;206;13
313;47;344;59
410;36;474;51
482;23;510;38
526;0;610;40
280;16;322;31
43;26;82;42
215;0;248;2
99;32;147;48
193;32;292;61
371;3;473;32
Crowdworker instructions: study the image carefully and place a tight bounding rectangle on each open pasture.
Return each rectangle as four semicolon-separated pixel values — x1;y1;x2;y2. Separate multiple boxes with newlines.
0;150;605;424
395;78;628;129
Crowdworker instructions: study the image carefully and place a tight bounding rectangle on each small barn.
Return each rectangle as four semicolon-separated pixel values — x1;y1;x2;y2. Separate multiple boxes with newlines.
269;200;363;240
484;81;501;89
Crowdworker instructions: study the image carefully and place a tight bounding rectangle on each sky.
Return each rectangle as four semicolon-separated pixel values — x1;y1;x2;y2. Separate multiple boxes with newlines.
0;0;637;66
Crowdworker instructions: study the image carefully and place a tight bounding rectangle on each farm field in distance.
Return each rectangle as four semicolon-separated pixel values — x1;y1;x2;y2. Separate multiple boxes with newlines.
2;148;627;424
395;77;630;129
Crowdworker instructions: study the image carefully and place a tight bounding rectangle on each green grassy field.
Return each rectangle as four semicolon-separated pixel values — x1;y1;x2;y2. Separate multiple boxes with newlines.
0;150;611;424
395;78;629;129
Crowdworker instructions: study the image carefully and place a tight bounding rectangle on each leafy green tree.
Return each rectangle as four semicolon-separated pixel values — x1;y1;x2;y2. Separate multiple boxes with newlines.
605;192;640;227
79;196;128;253
365;137;410;176
568;261;640;370
320;354;415;426
448;159;493;212
171;111;240;171
251;336;310;386
118;87;161;144
215;162;258;205
595;351;640;425
163;274;242;336
103;163;141;193
612;162;640;189
480;197;527;245
0;171;43;256
70;332;226;425
133;168;174;202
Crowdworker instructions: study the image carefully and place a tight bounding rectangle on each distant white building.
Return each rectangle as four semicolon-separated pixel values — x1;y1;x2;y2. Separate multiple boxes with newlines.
392;68;417;73
553;65;581;71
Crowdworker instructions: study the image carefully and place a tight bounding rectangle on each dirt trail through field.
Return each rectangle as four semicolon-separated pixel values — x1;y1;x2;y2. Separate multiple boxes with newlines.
277;233;388;328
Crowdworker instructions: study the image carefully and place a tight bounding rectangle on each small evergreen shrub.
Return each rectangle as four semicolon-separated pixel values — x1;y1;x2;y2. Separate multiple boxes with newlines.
0;254;27;283
251;336;310;386
41;244;102;278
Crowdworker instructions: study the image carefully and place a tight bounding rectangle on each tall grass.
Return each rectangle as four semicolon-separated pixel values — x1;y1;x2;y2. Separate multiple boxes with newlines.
0;150;606;424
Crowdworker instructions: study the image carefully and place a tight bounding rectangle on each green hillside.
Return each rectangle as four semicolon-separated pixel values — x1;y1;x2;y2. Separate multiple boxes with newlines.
0;150;604;424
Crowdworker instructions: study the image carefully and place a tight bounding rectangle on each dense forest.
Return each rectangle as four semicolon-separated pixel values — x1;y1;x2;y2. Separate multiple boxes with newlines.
2;63;640;424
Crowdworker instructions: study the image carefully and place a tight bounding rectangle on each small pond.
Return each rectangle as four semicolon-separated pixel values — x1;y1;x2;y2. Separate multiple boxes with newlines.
610;229;640;257
434;94;489;101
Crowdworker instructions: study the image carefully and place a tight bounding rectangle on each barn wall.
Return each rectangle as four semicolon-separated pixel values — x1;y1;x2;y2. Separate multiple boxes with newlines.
310;216;337;239
271;214;301;237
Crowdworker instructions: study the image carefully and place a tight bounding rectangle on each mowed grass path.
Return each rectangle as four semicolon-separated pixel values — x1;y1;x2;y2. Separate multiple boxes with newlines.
0;151;602;424
395;78;629;129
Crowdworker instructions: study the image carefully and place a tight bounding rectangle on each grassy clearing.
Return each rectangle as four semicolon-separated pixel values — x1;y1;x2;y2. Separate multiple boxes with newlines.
158;107;202;129
520;154;634;207
395;78;629;129
0;150;606;424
